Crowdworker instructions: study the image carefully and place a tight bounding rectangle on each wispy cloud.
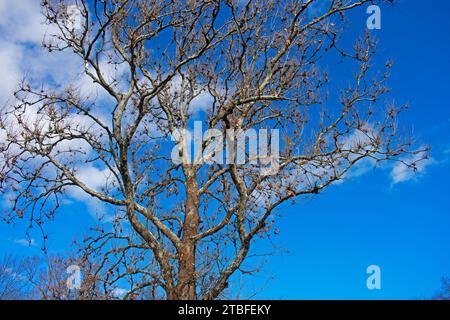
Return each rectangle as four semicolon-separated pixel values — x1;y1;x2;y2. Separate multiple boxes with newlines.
14;238;37;247
390;150;434;184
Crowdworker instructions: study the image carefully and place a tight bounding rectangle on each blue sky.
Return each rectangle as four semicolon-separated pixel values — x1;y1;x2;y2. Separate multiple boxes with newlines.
1;0;449;299
251;1;450;299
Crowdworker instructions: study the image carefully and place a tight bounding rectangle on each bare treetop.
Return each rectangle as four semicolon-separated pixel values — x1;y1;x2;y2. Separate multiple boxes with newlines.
0;0;426;300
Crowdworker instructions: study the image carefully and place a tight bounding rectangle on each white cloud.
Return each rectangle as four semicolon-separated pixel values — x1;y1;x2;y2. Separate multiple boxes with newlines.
0;0;123;107
334;157;377;185
0;2;120;220
14;238;37;247
66;165;116;220
165;75;215;115
66;4;83;32
74;166;112;193
111;287;128;299
0;42;22;104
334;125;379;182
0;0;49;43
189;90;215;114
391;151;434;184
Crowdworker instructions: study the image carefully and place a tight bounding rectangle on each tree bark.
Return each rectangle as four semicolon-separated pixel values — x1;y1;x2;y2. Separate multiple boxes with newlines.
174;172;200;299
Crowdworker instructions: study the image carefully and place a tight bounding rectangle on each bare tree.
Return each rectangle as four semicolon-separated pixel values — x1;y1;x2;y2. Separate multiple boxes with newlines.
0;254;35;299
27;254;106;300
0;0;426;300
0;253;106;300
432;277;450;300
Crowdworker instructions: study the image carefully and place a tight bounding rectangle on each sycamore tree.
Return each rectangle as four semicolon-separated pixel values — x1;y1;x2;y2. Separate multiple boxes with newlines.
0;253;103;300
0;0;426;300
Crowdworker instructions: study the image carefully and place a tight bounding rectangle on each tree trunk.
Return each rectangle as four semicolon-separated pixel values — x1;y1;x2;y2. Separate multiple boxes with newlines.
174;173;200;300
